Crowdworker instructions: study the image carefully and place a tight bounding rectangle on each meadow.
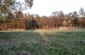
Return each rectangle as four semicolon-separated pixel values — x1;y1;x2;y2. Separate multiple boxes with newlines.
0;29;85;55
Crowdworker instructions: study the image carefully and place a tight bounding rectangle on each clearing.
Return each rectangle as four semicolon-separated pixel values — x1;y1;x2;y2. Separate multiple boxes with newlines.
0;29;85;55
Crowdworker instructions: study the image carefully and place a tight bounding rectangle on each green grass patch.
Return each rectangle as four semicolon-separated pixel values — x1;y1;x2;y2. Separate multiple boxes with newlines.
0;29;85;55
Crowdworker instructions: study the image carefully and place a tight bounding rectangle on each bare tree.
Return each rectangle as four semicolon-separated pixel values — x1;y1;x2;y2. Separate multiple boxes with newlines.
79;7;84;17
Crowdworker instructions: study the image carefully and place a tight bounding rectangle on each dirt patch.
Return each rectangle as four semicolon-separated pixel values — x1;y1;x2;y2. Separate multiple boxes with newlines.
35;30;49;43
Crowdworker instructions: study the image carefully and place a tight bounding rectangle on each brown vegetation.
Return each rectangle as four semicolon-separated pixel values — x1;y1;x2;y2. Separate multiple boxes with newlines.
0;8;85;30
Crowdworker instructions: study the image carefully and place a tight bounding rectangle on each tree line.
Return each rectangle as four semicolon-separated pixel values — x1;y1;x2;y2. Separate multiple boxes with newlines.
0;7;85;30
25;8;85;30
0;0;85;30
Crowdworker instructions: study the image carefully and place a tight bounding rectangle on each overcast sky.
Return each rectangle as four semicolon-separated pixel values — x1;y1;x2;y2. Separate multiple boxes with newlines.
18;0;85;16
